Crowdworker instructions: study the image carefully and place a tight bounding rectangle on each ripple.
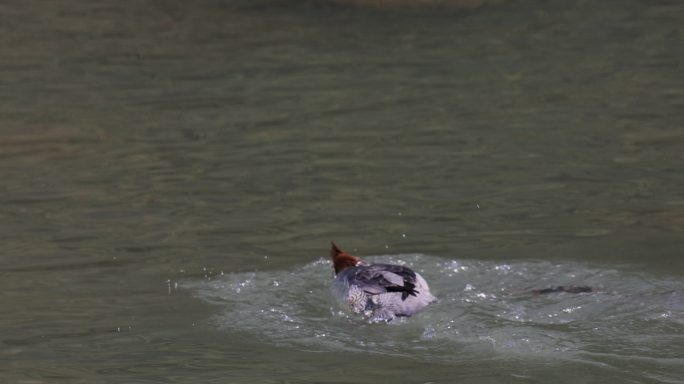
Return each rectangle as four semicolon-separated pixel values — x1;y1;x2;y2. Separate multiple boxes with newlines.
187;254;684;364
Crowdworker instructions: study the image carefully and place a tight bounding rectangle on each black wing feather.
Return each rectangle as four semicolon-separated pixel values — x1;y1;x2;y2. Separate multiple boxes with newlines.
352;264;419;301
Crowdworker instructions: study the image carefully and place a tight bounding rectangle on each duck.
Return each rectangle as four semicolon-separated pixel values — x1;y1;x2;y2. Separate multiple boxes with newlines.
329;242;437;322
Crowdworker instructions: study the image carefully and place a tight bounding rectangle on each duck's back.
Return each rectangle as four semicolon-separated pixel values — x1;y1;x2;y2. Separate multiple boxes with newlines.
332;263;437;321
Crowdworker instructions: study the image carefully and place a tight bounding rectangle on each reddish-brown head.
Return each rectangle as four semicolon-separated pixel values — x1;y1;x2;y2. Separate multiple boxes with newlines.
330;242;362;275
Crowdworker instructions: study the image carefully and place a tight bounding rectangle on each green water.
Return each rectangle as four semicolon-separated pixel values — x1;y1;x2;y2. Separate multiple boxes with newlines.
1;0;683;382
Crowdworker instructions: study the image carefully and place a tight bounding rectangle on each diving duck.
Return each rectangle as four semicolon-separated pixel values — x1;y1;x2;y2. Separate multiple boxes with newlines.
329;242;437;322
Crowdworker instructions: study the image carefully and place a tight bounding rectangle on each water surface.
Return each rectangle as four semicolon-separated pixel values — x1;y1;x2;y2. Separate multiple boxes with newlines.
1;0;683;382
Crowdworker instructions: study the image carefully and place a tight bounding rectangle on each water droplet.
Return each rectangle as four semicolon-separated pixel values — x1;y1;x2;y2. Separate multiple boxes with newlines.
422;328;436;339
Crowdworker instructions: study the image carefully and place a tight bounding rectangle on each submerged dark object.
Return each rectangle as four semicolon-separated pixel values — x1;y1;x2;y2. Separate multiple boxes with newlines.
531;285;593;295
